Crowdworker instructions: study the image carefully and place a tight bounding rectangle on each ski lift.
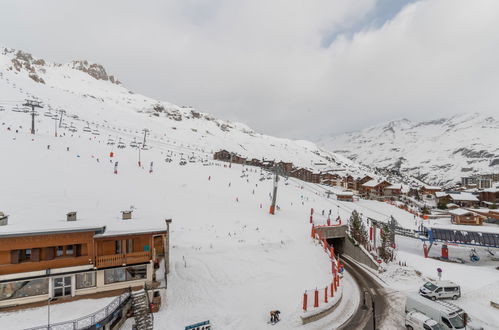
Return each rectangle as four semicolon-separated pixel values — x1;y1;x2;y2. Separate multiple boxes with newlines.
0;106;4;112
189;157;196;163
92;129;100;136
165;157;172;163
117;140;126;149
44;111;53;117
83;126;92;133
179;158;187;166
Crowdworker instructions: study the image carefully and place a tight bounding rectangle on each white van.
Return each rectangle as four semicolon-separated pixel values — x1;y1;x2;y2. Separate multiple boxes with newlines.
419;281;461;300
405;294;483;330
405;310;445;330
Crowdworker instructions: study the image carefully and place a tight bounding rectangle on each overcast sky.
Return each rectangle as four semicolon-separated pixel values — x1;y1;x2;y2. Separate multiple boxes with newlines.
1;0;498;139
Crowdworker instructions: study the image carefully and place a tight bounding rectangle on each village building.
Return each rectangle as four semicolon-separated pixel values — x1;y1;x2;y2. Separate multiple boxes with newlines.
320;173;341;186
276;161;294;174
383;184;402;198
448;209;484;226
342;175;356;191
419;185;442;196
213;150;246;164
290;168;314;182
361;179;392;199
436;192;480;208
355;176;373;193
336;191;354;202
0;211;171;310
479;188;499;206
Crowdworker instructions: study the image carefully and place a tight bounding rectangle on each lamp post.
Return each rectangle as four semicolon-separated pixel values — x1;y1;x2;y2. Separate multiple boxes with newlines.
47;297;53;328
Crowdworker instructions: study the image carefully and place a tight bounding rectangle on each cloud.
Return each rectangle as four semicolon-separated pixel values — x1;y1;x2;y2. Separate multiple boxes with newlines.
0;0;498;139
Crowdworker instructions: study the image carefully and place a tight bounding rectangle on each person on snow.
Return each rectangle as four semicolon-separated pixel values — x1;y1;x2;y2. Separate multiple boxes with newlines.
270;310;280;323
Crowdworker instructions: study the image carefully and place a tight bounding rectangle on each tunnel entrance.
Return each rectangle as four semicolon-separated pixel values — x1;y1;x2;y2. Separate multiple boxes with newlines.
327;237;345;255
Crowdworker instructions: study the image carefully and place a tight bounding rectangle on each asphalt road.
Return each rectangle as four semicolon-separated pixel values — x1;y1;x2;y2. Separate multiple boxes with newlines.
338;256;390;330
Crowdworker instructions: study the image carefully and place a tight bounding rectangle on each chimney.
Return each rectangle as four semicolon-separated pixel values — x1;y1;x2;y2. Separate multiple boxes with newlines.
122;210;132;220
67;212;77;221
0;212;8;226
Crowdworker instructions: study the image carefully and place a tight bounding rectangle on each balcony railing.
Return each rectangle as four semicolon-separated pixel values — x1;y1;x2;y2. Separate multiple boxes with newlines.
95;251;150;268
24;291;131;330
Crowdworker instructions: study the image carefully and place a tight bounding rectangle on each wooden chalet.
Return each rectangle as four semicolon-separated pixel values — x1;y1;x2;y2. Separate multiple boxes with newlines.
355;176;373;192
213;150;246;164
448;209;484;226
336;191;354;202
276;161;294;174
290;168;314;182
436;192;480;208
361;179;392;199
213;149;231;161
342;175;355;190
383;184;402;197
0;212;171;309
320;173;341;186
419;185;442;196
479;188;499;206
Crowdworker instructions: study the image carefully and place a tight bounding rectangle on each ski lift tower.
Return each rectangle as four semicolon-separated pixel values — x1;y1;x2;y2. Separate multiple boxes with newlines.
142;128;150;149
58;109;66;128
269;162;284;215
23;99;43;134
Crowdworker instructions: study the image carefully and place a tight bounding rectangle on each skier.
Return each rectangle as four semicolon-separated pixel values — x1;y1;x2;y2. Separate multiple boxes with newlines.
270;310;280;324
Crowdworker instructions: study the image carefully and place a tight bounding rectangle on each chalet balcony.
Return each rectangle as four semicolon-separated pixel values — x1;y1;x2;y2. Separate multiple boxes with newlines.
95;251;151;268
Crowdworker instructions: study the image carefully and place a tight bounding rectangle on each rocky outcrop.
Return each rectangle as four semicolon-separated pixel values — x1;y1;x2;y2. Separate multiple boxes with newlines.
71;60;120;85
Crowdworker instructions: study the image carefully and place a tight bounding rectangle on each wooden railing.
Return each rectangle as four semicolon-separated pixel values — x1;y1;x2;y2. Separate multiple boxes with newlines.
95;251;150;268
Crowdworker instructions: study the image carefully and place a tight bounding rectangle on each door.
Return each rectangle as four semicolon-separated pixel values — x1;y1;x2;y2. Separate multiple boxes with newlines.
53;276;72;298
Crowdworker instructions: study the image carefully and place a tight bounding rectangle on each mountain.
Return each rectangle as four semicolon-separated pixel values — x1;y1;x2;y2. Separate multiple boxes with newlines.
318;114;499;186
0;46;367;176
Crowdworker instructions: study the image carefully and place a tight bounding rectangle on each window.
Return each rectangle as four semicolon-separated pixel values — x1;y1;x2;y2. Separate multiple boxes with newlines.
104;265;147;284
435;288;442;293
76;272;96;289
127;239;133;253
424;325;432;330
56;246;64;257
66;245;74;256
115;240;122;254
0;278;49;301
441;317;452;328
18;249;32;262
53;276;72;297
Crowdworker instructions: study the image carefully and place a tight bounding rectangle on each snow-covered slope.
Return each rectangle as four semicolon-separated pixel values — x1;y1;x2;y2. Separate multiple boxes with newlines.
0;47;367;176
318;114;499;186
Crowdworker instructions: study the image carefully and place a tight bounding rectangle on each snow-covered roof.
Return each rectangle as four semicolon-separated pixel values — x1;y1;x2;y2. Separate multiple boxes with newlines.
385;184;402;190
363;179;379;187
448;192;479;202
435;191;448;198
337;191;353;196
448;208;475;216
422;185;441;190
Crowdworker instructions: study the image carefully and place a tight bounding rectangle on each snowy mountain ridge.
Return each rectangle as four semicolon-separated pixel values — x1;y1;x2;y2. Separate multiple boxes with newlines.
0;46;370;176
318;113;499;186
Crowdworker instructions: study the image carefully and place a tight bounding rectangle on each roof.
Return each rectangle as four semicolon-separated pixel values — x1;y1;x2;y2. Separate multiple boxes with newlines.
422;185;441;190
435;191;449;198
448;192;479;202
448;208;475;216
362;179;379;187
385;184;402;190
0;215;168;238
337;191;353;196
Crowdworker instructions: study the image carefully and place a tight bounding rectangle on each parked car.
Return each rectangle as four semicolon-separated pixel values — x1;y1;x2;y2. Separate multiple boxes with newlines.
406;294;483;330
419;281;461;300
405;310;444;330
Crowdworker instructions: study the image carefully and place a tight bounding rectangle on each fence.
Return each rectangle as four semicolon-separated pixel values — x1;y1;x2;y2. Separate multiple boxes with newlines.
24;291;131;330
302;216;343;312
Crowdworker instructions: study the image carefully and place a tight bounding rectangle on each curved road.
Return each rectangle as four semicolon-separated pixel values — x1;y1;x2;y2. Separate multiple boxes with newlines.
338;256;390;330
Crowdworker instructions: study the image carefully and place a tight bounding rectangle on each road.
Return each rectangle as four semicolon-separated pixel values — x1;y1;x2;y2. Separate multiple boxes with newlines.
338;256;398;330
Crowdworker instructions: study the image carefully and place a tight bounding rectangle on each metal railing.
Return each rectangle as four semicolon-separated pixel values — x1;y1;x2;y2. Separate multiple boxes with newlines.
24;291;131;330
